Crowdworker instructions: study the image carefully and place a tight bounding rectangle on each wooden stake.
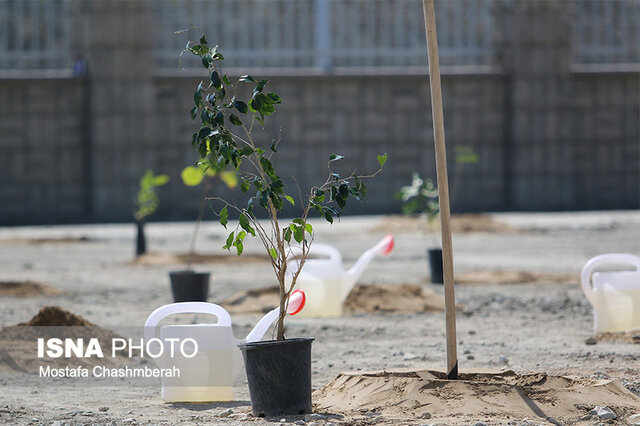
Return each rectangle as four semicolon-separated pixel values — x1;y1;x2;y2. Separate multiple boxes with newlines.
422;0;458;380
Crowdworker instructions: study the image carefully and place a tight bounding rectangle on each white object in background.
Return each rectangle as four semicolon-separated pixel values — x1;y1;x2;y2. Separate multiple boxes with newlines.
581;253;640;333
144;290;306;402
287;234;394;317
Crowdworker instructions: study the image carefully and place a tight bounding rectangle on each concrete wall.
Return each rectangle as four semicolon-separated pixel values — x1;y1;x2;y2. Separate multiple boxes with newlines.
0;0;638;225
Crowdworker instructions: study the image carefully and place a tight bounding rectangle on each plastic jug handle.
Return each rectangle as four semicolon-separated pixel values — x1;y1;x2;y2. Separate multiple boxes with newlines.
144;302;232;342
581;253;640;303
287;243;342;262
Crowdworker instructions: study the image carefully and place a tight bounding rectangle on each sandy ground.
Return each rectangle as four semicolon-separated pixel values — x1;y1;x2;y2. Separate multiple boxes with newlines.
0;211;639;425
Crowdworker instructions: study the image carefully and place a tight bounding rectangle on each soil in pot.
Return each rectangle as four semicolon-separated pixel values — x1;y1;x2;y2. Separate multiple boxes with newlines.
428;248;443;284
169;271;210;302
238;337;314;417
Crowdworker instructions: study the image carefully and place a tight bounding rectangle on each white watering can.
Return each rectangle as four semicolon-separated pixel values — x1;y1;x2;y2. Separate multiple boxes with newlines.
144;289;305;402
287;234;394;317
581;253;640;333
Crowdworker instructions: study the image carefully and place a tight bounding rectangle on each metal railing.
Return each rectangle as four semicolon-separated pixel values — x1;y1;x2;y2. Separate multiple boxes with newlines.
0;0;638;72
573;0;640;65
154;0;496;72
0;0;72;70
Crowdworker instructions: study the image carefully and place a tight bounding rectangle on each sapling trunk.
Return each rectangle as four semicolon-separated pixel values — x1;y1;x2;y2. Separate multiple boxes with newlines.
187;180;212;270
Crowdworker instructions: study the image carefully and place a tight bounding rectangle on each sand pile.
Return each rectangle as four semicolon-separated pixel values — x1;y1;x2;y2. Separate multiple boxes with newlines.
0;306;130;374
132;252;268;266
0;236;91;245
595;328;640;344
0;281;63;297
221;284;449;315
313;369;640;424
374;214;518;234
455;270;577;285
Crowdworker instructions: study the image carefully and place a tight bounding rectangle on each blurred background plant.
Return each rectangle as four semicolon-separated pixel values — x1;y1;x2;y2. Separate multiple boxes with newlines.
133;170;169;256
181;162;238;269
396;173;439;244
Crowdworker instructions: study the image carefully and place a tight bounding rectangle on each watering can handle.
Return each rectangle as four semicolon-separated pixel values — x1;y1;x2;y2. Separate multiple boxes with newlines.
581;253;640;303
144;302;232;342
287;243;342;263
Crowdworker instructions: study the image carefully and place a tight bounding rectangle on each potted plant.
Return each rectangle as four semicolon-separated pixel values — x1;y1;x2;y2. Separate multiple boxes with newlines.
168;163;238;302
396;173;442;283
133;169;169;257
182;36;386;416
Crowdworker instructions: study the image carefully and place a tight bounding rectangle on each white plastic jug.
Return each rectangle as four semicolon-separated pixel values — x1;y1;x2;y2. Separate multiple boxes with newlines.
581;253;640;333
144;291;306;402
287;235;394;317
144;302;243;402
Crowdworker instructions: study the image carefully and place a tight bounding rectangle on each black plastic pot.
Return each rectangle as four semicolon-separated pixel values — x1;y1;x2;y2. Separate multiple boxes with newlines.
169;271;210;302
238;337;314;417
135;220;146;256
428;247;443;284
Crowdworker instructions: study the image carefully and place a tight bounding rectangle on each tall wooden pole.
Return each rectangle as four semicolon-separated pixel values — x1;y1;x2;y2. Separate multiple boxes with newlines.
422;0;458;380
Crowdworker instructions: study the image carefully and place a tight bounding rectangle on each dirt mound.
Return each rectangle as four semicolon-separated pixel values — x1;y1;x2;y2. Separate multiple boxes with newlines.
374;214;518;234
455;270;577;285
595;328;640;344
313;369;640;424
132;252;269;266
0;237;91;245
0;281;63;297
222;286;280;314
19;306;93;326
0;306;130;374
221;284;452;315
344;283;457;313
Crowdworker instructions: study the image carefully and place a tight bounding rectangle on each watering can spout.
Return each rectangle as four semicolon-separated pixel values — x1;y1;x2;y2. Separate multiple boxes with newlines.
344;234;394;297
245;290;307;343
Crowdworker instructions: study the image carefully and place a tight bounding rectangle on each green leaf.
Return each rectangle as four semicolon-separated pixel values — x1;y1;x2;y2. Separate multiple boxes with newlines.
222;74;232;86
229;114;243;126
293;225;304;243
324;210;334;224
234;240;243;255
181;166;205;187
223;231;234;250
377;153;388;168
270;138;278;152
255;79;269;92
239;75;256;82
219;206;228;228
283;227;292;243
284;195;295;206
304;223;313;234
233;100;248;114
190;106;198;120
293;218;305;225
269;248;277;260
240;179;250;193
199;35;208;46
210;70;222;88
239;213;256;236
266;92;282;104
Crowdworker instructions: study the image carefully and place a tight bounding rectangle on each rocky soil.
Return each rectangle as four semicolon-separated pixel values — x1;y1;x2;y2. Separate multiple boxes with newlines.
0;211;639;425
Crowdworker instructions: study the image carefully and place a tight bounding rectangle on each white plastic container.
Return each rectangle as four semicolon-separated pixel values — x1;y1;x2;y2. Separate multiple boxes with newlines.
144;302;243;402
287;235;394;317
144;291;306;402
581;253;640;333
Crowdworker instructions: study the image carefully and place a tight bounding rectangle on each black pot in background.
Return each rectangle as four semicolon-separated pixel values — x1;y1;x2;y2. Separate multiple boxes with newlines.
169;271;210;302
135;220;146;257
428;247;443;284
238;337;314;417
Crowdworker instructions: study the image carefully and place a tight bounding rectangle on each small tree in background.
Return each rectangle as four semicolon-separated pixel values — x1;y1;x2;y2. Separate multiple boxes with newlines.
133;170;169;256
180;163;238;269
